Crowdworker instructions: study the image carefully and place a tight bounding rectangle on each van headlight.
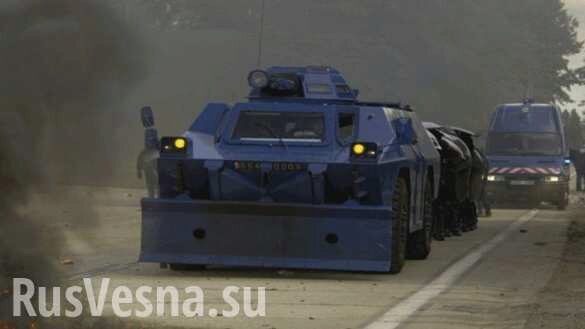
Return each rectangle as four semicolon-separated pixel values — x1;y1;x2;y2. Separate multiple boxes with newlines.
544;176;560;183
487;175;505;182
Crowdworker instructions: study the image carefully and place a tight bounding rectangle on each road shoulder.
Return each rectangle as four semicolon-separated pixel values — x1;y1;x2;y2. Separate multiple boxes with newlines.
524;196;585;329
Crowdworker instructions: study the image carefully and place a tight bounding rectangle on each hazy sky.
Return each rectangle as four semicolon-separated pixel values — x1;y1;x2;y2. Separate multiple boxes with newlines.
564;0;585;107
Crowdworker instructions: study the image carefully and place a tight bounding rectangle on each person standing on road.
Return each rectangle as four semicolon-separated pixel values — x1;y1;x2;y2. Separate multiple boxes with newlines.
137;128;160;198
476;148;492;217
571;146;585;192
138;106;160;198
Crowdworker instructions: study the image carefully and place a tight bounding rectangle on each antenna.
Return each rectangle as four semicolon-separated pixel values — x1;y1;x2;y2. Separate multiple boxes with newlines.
256;0;266;68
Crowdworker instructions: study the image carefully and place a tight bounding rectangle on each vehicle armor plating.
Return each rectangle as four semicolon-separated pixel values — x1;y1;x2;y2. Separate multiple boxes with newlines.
139;66;440;273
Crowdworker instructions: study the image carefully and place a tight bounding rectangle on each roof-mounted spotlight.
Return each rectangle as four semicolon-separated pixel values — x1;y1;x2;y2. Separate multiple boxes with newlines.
248;70;270;89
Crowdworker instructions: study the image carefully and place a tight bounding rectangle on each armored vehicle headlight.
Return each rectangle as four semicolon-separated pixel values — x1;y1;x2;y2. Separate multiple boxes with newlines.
352;143;366;155
248;70;270;89
161;137;189;154
174;138;186;149
351;142;378;160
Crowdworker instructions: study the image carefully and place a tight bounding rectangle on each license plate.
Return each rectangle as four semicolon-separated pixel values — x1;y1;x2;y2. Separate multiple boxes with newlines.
510;180;535;186
233;161;304;172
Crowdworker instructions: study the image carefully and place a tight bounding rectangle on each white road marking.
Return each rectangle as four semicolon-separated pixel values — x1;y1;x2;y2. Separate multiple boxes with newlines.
364;209;539;329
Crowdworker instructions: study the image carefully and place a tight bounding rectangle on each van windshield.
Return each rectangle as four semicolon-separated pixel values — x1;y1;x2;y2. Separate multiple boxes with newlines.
486;132;562;156
232;111;325;143
491;106;559;133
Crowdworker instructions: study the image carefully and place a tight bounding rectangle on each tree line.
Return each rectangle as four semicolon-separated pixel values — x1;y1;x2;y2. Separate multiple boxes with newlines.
1;0;584;185
125;0;585;130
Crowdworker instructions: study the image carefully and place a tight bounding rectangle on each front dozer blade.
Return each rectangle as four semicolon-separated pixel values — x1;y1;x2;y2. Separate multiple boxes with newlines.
140;199;393;272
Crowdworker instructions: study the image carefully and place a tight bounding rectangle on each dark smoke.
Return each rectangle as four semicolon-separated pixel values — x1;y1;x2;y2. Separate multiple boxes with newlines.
0;0;145;325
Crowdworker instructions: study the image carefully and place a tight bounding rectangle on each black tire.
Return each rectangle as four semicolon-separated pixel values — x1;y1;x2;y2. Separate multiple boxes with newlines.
407;178;433;260
389;177;409;274
169;263;206;271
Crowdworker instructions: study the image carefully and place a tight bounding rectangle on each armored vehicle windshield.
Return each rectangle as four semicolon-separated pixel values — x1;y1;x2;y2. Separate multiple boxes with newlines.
232;111;325;143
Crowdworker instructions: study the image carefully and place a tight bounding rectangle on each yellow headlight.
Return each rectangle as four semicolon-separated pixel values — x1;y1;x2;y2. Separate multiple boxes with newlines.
352;143;365;155
174;138;186;149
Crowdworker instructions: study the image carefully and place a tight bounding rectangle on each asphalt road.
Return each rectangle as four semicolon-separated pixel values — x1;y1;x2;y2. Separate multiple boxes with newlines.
4;185;582;329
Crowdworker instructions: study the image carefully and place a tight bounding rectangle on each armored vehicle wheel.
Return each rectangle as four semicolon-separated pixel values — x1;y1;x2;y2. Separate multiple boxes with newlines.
407;179;433;260
389;177;409;274
169;263;206;271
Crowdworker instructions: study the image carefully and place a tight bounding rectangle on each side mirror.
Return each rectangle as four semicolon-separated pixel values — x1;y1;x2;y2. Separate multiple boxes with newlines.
395;118;417;145
141;106;155;128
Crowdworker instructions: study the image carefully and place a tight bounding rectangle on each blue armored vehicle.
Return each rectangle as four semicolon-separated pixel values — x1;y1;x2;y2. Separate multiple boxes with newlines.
485;100;570;209
140;66;441;273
